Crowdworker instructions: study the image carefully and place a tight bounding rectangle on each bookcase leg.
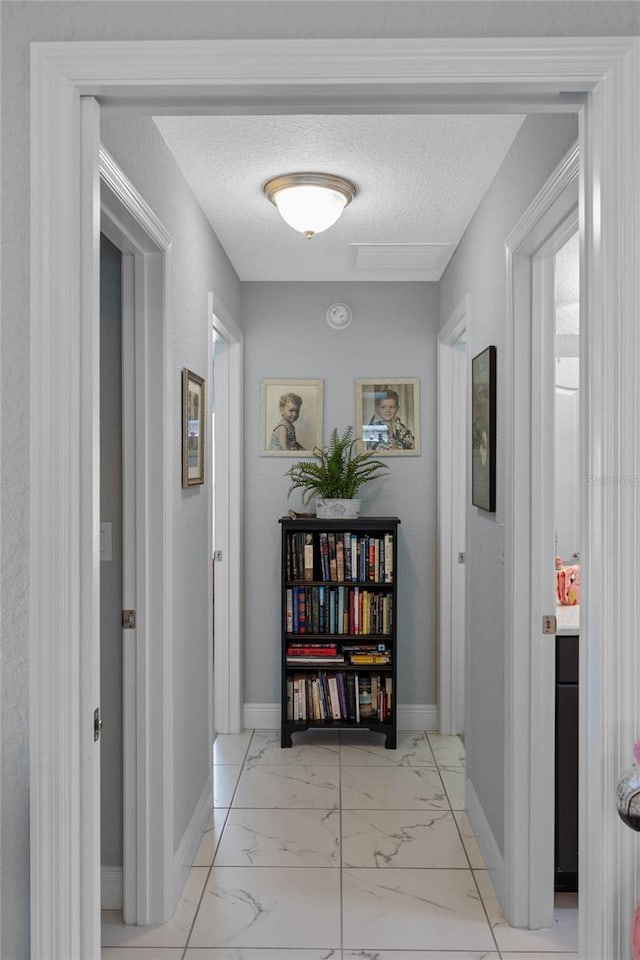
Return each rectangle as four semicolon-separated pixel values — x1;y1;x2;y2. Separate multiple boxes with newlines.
384;730;397;749
281;730;293;748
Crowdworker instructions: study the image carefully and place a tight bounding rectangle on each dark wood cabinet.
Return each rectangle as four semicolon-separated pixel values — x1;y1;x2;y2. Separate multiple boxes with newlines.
555;632;579;892
280;516;399;749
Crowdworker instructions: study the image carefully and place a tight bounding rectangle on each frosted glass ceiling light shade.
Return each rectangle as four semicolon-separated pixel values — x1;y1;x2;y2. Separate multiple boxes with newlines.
263;172;356;239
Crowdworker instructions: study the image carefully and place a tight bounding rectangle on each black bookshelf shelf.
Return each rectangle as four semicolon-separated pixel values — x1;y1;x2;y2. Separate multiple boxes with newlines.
279;516;400;749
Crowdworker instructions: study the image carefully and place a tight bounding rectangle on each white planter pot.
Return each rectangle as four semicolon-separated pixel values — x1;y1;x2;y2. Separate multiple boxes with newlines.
315;498;362;519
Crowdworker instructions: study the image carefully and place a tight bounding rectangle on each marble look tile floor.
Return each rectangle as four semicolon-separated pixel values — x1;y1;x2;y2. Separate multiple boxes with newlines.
102;729;578;959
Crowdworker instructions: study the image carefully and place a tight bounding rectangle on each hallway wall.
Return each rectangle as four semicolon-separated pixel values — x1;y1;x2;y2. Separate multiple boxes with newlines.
242;281;439;712
100;113;242;855
439;113;579;858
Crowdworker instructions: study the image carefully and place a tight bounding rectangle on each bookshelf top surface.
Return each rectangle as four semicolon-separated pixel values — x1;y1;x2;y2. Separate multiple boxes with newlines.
280;516;400;529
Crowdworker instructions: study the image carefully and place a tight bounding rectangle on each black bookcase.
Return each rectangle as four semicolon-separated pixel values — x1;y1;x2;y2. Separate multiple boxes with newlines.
280;516;400;749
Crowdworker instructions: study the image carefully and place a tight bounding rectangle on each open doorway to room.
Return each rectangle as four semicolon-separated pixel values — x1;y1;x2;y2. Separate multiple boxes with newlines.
99;233;125;915
438;296;469;737
504;154;579;931
553;230;580;898
210;298;244;736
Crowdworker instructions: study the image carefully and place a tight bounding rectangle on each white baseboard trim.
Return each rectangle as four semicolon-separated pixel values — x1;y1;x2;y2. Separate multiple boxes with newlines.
244;703;280;729
397;703;439;731
172;775;212;908
466;777;506;910
243;703;438;732
101;865;123;910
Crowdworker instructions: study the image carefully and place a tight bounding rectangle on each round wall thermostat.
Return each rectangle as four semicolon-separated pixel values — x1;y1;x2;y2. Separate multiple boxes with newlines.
326;302;353;330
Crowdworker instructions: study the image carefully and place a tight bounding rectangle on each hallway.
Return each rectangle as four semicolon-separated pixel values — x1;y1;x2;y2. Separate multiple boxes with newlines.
102;730;577;958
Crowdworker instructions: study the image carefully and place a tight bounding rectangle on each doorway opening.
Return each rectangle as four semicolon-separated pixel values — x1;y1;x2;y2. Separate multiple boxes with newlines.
553;231;580;898
504;149;579;928
99;234;125;914
437;295;469;737
100;146;175;928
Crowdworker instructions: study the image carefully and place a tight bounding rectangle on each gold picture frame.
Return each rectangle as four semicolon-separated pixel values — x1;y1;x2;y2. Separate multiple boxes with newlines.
356;378;421;456
260;378;324;456
182;367;205;487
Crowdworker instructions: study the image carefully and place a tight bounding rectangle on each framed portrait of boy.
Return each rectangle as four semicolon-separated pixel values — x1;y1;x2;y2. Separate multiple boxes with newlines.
471;345;496;512
260;378;324;456
356;379;420;456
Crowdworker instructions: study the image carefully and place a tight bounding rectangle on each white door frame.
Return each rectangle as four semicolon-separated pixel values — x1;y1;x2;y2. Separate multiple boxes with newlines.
208;293;244;736
99;147;174;926
29;36;640;959
437;295;469;735
504;144;579;929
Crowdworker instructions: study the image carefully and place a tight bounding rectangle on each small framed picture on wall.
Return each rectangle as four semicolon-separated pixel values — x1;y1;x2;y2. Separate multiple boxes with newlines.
471;345;496;512
182;367;205;487
356;379;421;455
260;378;324;456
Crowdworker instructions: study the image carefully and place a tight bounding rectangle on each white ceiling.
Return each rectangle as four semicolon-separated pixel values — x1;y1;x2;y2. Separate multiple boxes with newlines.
154;113;525;282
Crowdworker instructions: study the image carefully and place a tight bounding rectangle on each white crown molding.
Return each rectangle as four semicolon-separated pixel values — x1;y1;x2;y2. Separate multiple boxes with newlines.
99;146;171;251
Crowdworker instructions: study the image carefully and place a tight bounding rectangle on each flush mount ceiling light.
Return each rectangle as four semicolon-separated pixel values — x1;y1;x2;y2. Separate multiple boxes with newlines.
263;172;357;239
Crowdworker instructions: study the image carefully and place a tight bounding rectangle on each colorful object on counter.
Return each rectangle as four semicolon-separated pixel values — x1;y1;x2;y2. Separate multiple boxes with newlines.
633;903;640;960
556;564;580;606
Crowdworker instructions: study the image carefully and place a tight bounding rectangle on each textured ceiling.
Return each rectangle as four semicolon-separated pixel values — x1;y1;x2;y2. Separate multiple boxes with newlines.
153;114;524;282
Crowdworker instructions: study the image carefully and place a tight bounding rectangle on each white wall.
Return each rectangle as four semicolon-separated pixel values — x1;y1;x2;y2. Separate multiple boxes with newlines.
242;282;439;709
439;114;579;856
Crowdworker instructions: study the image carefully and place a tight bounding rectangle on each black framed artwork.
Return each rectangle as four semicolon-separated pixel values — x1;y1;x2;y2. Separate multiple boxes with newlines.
471;345;496;512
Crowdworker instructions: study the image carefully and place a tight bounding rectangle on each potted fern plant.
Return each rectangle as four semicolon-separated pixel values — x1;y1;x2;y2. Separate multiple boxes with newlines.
286;425;389;518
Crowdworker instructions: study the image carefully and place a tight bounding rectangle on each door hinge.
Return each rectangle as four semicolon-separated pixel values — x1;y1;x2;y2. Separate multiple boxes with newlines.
542;614;557;635
458;552;466;564
214;550;223;561
94;707;103;742
122;609;136;629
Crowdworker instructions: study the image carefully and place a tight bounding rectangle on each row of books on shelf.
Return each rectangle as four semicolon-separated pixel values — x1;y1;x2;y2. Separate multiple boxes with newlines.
286;671;393;723
286;642;392;666
285;584;392;636
286;530;394;584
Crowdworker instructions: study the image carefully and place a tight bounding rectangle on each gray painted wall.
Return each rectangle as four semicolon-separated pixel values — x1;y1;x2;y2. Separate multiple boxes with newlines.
100;113;242;852
100;235;125;868
242;282;439;707
439;113;579;855
2;2;639;956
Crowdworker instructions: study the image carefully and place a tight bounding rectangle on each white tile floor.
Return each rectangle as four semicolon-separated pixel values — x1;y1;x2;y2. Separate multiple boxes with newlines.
102;729;578;959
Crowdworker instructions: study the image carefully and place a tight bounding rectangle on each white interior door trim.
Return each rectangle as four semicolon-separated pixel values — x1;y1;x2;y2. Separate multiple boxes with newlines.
99;146;175;925
208;293;244;735
504;144;579;928
29;35;640;959
437;295;469;735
